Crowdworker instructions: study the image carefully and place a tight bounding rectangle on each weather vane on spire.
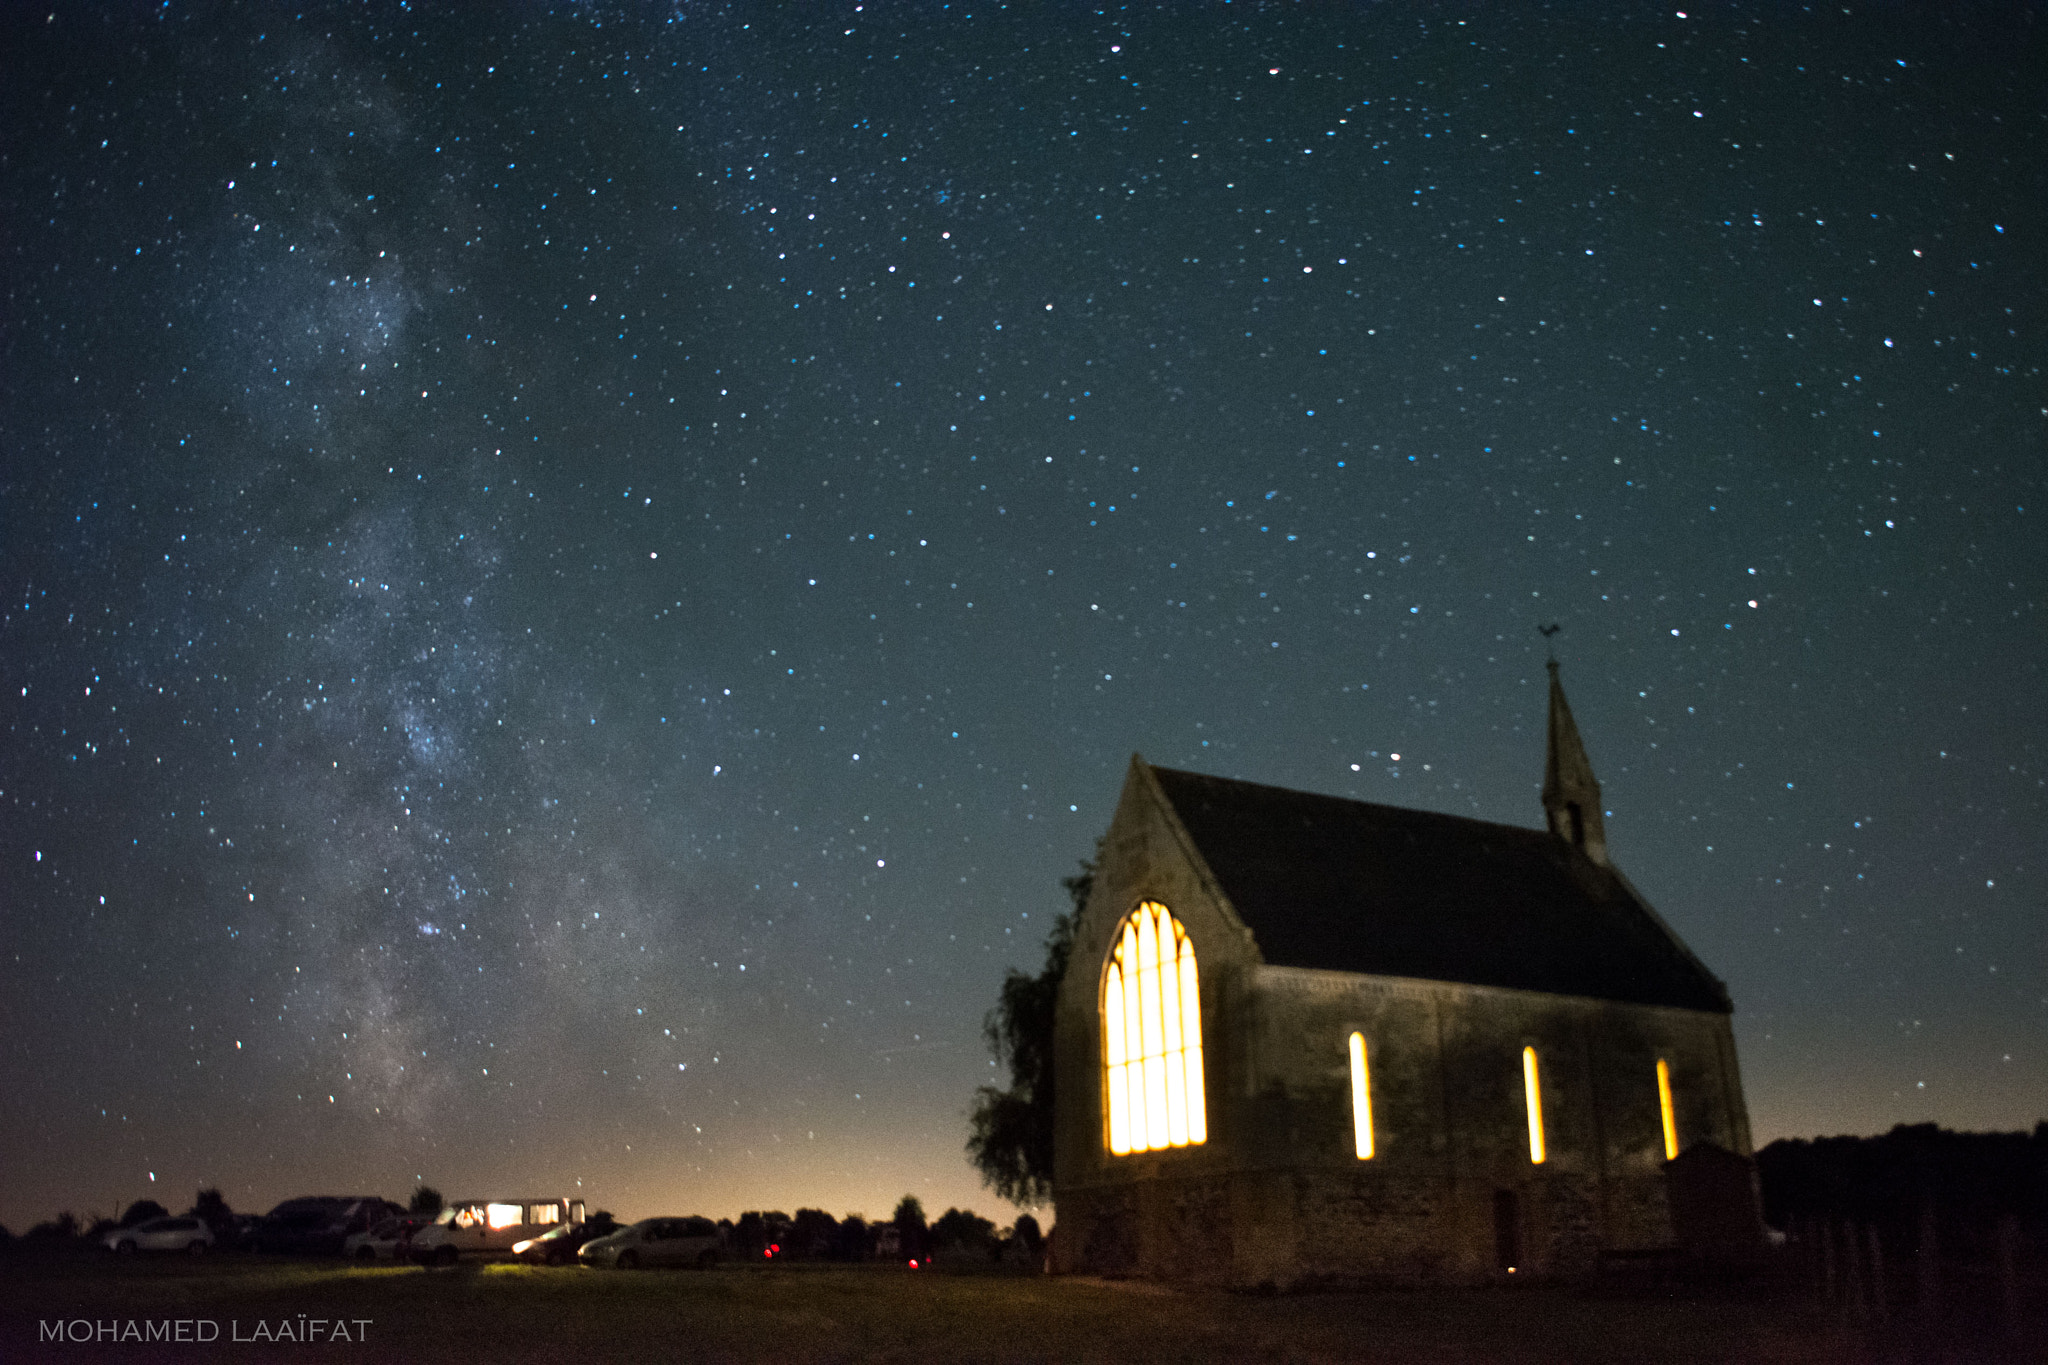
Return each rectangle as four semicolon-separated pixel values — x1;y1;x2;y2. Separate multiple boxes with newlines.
1538;622;1562;663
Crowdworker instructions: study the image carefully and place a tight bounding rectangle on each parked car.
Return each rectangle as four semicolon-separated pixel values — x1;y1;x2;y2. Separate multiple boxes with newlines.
103;1216;215;1256
342;1215;424;1263
578;1216;722;1269
222;1213;265;1250
411;1198;586;1265
253;1197;406;1256
513;1216;619;1266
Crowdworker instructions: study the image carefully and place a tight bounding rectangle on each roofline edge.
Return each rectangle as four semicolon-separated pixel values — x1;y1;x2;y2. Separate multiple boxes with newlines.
1130;754;1264;964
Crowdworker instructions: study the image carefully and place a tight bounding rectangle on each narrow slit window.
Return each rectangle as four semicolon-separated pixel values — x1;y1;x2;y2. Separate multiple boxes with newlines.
1349;1032;1375;1160
1656;1058;1679;1161
1103;902;1205;1154
1522;1046;1547;1164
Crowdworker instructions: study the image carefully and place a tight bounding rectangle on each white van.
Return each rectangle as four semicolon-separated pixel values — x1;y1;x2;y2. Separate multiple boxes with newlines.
411;1198;585;1264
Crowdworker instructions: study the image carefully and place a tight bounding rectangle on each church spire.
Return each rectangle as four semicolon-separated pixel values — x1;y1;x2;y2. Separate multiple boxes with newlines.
1542;659;1608;865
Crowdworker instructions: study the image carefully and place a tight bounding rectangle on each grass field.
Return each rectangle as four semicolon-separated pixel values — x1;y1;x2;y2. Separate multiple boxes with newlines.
2;1253;2037;1363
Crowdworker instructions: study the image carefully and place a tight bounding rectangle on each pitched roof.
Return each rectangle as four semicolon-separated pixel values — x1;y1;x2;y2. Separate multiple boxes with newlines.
1148;764;1730;1013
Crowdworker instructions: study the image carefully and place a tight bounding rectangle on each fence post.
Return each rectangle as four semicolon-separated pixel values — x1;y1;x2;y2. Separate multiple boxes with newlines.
1915;1200;1940;1322
1865;1223;1887;1324
1840;1220;1865;1322
1822;1214;1839;1305
1996;1213;2019;1339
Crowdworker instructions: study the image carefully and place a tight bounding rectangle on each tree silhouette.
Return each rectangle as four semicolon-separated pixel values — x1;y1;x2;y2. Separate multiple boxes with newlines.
26;1212;81;1243
790;1208;839;1260
931;1207;998;1261
409;1186;444;1216
828;1214;874;1261
189;1189;233;1239
120;1200;168;1227
965;850;1091;1205
733;1211;793;1258
891;1195;929;1261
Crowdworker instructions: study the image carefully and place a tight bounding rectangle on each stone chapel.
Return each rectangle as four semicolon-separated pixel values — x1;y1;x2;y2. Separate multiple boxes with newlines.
1050;663;1763;1284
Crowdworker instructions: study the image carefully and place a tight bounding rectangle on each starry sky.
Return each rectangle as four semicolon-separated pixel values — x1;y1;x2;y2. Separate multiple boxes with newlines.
2;2;2041;1233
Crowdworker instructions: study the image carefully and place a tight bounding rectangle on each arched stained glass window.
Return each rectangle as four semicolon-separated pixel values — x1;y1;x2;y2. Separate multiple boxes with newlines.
1103;901;1206;1154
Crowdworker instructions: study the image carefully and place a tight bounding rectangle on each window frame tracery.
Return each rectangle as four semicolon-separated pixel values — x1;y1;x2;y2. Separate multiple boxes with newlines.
1102;900;1206;1155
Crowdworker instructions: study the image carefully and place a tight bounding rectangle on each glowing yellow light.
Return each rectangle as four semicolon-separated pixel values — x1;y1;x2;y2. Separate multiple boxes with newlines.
532;1204;560;1225
1103;902;1205;1154
1121;917;1142;1149
1104;950;1130;1155
1522;1046;1546;1165
1163;908;1196;1154
1349;1032;1375;1160
1656;1058;1679;1161
1138;907;1165;1149
1178;932;1205;1144
487;1203;523;1230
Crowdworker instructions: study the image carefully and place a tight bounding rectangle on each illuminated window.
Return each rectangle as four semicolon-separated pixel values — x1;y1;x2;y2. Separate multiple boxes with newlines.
531;1203;561;1226
1103;901;1206;1154
1522;1047;1547;1164
1348;1032;1375;1160
487;1203;523;1230
1656;1059;1679;1161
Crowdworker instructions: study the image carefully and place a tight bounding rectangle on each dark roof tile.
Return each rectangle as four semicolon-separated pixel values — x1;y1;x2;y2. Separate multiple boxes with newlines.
1151;766;1729;1013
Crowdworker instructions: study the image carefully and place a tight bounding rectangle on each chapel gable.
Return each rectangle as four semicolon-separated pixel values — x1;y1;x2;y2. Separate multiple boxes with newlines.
1051;672;1760;1286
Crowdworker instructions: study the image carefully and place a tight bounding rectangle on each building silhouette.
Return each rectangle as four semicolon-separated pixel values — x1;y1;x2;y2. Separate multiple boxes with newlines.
1052;664;1762;1284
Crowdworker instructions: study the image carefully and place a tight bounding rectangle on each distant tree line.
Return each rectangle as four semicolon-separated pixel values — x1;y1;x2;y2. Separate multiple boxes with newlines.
2;1186;241;1250
1757;1122;2048;1259
725;1196;1041;1266
1;1185;1044;1269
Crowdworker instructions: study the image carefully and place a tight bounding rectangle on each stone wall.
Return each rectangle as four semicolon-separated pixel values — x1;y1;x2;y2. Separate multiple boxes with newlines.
1052;758;1758;1286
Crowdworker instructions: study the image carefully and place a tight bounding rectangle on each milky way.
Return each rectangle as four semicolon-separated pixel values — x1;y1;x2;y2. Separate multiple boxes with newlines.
2;3;2040;1231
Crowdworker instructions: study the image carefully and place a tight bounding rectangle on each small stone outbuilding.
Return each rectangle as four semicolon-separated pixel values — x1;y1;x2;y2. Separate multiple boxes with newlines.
1051;665;1760;1285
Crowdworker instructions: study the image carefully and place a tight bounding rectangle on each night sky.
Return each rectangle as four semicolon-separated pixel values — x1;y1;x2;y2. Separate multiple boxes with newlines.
3;2;2040;1235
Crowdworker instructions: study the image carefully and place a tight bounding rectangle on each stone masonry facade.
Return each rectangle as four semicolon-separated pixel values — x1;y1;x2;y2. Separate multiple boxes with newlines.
1051;757;1754;1287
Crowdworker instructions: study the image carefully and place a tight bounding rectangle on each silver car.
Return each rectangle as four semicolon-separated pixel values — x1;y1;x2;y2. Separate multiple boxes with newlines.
104;1216;215;1255
342;1215;423;1262
577;1216;721;1269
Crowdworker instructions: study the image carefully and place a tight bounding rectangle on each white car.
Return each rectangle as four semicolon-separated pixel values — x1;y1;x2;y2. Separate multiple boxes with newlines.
411;1198;585;1265
342;1215;423;1263
104;1216;215;1256
578;1216;722;1269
